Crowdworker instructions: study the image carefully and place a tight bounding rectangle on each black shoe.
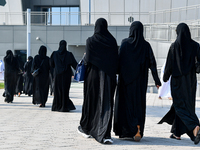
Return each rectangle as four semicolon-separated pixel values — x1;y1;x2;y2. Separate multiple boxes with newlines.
170;134;181;140
77;126;91;138
39;104;45;107
2;92;6;97
194;130;200;144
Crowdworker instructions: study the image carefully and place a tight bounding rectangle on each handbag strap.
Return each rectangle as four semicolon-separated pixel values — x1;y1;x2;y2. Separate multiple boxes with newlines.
36;59;44;70
39;59;44;67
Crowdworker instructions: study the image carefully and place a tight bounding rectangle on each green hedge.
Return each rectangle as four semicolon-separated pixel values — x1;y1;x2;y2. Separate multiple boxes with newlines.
0;83;4;89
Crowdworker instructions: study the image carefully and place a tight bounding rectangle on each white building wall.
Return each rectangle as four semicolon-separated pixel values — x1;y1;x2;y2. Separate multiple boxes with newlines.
0;0;23;25
80;0;200;25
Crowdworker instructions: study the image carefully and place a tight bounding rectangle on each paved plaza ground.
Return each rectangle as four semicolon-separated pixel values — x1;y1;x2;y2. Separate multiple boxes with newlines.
0;82;200;150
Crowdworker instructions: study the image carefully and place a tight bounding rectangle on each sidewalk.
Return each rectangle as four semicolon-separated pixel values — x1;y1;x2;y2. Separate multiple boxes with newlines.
0;82;200;150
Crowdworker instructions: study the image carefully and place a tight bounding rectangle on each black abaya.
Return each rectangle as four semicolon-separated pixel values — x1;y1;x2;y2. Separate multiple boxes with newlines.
4;50;20;103
50;40;77;112
32;46;50;107
113;21;161;139
15;55;24;95
80;64;116;142
79;18;118;143
23;56;33;96
158;23;200;142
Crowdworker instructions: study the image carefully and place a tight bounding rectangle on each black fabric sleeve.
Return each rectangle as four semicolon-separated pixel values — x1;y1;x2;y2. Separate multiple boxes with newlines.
163;46;173;82
24;62;28;72
50;52;55;68
149;46;161;86
70;52;78;70
31;57;36;73
197;44;200;62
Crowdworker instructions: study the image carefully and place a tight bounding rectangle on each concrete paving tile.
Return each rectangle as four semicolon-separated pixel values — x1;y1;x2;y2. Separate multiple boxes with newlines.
0;82;200;149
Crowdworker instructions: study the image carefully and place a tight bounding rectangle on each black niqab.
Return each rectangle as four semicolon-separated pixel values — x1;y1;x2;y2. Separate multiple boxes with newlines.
4;50;14;65
51;40;74;75
119;21;147;85
34;45;47;68
38;45;47;59
85;18;118;79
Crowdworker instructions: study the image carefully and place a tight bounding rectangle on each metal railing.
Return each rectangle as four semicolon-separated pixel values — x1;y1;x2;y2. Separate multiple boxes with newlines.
1;4;200;25
0;11;149;26
144;23;200;42
149;4;200;23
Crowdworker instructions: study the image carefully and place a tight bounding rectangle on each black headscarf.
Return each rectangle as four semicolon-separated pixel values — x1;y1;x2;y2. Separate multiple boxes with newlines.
28;56;33;62
51;40;74;74
119;21;148;85
34;45;47;68
4;50;19;74
4;50;14;65
58;40;67;55
172;23;199;76
38;45;47;59
85;18;118;79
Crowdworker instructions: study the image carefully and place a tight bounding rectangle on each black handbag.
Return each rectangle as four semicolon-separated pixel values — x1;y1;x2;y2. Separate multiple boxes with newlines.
32;60;44;77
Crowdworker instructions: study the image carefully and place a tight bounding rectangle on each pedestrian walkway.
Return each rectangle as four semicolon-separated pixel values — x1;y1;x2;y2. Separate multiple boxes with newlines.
0;82;200;150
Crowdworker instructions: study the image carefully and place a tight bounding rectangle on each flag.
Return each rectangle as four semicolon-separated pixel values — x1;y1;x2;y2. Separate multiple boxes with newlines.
0;0;6;6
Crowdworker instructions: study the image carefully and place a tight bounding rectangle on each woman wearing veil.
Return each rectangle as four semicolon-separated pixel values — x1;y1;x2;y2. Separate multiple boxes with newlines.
23;56;33;96
50;40;77;112
78;18;118;144
113;21;161;141
158;23;200;145
32;45;50;107
4;50;20;103
14;55;24;97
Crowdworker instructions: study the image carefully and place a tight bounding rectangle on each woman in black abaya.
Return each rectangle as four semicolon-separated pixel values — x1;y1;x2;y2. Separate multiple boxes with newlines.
15;55;24;97
23;56;33;96
4;50;20;103
158;23;200;145
113;21;161;141
32;46;50;107
50;40;77;112
78;18;118;144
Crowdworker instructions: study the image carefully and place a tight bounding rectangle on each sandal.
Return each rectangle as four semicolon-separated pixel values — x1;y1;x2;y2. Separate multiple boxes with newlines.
194;129;200;144
134;125;141;142
170;134;181;140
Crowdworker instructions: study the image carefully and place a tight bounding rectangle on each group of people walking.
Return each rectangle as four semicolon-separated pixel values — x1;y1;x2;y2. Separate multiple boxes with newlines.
3;51;33;103
2;17;200;145
77;18;200;145
3;41;77;112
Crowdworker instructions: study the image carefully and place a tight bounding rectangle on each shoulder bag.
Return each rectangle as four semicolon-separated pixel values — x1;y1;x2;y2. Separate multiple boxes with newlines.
32;60;44;77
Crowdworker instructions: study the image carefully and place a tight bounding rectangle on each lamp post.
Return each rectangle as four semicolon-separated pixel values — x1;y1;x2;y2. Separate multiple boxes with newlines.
27;8;31;58
89;0;91;25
